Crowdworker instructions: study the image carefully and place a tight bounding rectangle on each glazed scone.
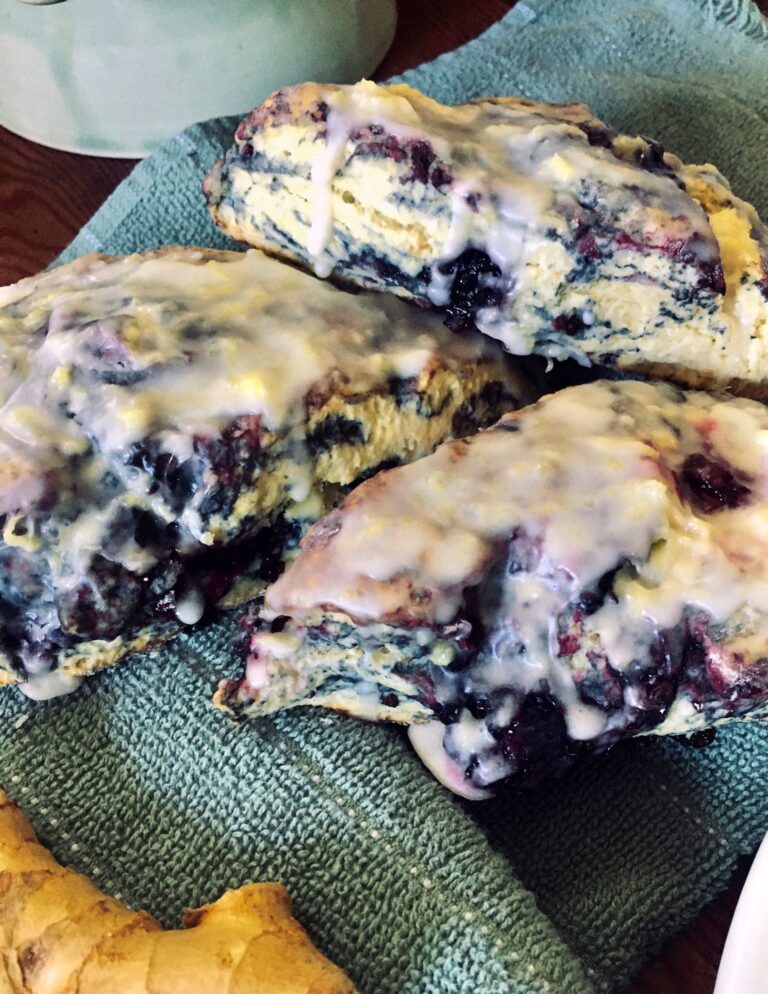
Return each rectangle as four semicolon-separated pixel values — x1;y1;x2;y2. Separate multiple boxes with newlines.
218;379;768;797
205;81;768;397
0;248;527;698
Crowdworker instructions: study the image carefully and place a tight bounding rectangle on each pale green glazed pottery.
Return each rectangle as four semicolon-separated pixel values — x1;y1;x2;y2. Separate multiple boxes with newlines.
0;0;396;156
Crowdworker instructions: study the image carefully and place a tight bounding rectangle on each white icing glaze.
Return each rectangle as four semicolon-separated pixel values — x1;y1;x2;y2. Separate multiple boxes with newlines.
408;721;492;800
216;81;768;387
174;585;205;626
19;670;84;701
308;117;351;277
308;84;606;288
1;248;503;457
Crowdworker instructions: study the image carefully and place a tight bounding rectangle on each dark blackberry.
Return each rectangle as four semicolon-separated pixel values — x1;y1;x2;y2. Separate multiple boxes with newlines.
679;453;751;513
125;440;158;475
56;556;143;639
489;691;578;788
576;565;621;616
466;695;491;719
308;101;329;124
403;140;436;185
239;88;294;132
623;629;685;727
633;137;682;186
352;130;407;163
438;248;502;332
198;486;236;520
573;223;603;260
433;700;461;724
220;415;263;472
431;166;452;190
577;122;618;149
552;311;588;337
132;508;174;550
306;414;366;455
0;548;46;609
576;660;625;711
167;458;202;509
372;255;408;287
145;556;183;600
577;591;603;616
697;259;727;295
255;517;304;584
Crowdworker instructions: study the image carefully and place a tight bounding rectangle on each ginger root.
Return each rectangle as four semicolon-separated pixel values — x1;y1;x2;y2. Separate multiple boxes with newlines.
0;790;357;994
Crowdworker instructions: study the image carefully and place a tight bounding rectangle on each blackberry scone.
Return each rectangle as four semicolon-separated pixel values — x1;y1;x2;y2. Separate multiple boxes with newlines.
205;81;768;396
0;248;527;699
217;379;768;798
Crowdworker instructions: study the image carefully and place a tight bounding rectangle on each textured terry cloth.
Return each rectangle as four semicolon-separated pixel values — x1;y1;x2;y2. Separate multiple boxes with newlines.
3;2;768;992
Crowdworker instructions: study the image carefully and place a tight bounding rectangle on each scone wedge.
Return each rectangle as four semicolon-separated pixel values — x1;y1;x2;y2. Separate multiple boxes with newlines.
0;248;527;697
218;380;768;797
206;81;768;397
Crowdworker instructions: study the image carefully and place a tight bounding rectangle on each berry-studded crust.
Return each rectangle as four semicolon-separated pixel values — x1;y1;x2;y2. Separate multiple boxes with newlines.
0;248;527;697
218;380;768;797
206;81;768;398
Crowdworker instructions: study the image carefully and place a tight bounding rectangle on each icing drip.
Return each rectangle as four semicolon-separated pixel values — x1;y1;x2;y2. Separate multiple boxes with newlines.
19;670;83;701
408;722;492;800
174;585;205;626
297;82;723;355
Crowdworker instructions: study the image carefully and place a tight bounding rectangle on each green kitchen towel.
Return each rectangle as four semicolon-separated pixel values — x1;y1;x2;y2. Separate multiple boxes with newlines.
4;2;768;992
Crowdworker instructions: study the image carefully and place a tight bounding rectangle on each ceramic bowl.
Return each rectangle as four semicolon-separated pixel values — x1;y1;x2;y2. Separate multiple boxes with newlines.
0;0;396;156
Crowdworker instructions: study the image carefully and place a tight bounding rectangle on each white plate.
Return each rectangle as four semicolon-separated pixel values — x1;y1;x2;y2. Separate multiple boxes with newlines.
713;831;768;994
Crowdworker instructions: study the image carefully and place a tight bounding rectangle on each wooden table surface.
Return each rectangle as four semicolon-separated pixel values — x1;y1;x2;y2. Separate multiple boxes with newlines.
0;1;764;991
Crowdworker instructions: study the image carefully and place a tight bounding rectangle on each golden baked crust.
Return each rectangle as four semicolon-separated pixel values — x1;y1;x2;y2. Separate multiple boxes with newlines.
0;789;358;993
